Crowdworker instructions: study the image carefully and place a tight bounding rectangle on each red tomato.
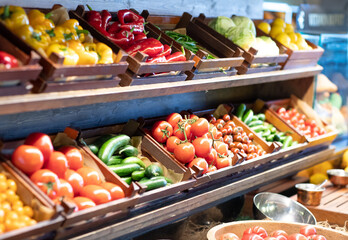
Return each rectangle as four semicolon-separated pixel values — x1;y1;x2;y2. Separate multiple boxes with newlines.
308;235;326;240
241;233;263;240
166;136;181;153
174;122;191;141
151;121;173;143
205;148;218;165
220;232;240;240
30;169;60;200
166;113;183;128
100;182;125;200
189;114;199;120
192;137;212;158
73;196;96;211
12;145;44;175
271;230;288;239
191;118;209;137
24;132;53;164
244;226;268;238
46;151;68;178
300;225;317;237
59;146;83;170
216;157;232;169
264;238;277;240
77;167;102;185
80;185;111;205
222;114;231;122
174;142;195;163
274;236;288;240
188;158;208;174
57;179;74;199
288;233;308;240
277;107;286;114
64;169;84;196
207;165;217;173
214;141;229;156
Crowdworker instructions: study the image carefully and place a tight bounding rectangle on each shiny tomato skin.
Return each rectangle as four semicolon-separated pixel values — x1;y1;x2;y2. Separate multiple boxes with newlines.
241;233;263;240
288;233;308;240
80;185;111;205
73;196;96;211
222;114;231;122
271;230;288;239
308;235;326;240
264;238;277;240
166;113;183;128
46;151;69;178
174;122;191;141
300;225;317;237
57;179;74;198
207;165;217;173
151;121;173;143
274;236;288;240
100;182;125;200
214;141;229;156
59;146;83;170
216;157;232;169
244;226;268;238
188;158;208;174
192;137;212;158
191;118;209;137
77;167;102;185
12;145;44;175
24;132;53;164
166;136;180;153
220;233;240;240
205;148;218;165
64;169;84;196
174;142;195;163
30;169;60;200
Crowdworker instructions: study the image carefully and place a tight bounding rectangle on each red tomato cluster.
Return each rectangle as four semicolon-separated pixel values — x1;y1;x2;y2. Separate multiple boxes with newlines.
220;225;327;240
11;133;125;211
276;108;326;139
151;113;266;173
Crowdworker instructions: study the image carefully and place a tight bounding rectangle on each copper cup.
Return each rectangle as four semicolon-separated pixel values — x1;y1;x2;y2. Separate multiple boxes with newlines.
295;183;325;206
327;169;348;187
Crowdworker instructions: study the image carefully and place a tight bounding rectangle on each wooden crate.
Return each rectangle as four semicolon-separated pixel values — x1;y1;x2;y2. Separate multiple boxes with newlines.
72;6;195;86
192;14;288;75
0;161;64;240
0;6;129;93
77;120;196;204
266;96;338;147
0;33;42;96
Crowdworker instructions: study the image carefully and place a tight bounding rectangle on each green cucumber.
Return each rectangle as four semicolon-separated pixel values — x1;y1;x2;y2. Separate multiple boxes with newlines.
269;127;277;134
88;134;115;155
108;163;142;177
145;164;164;178
107;155;123;166
250;125;264;133
242;109;254;125
118;145;139;157
251;116;259;122
257;113;266;121
131;170;145;181
121;177;132;185
273;134;281;142
278;132;286;137
122;157;146;169
139;177;167;191
151;176;173;184
236;104;247;119
98;135;130;163
280;136;287;142
291;141;298;147
248;120;264;127
88;145;99;155
261;129;271;138
282;136;293;149
266;134;275;142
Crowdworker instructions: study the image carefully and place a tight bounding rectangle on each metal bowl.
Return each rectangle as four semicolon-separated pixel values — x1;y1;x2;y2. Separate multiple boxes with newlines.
327;169;348;187
253;192;317;225
295;183;325;206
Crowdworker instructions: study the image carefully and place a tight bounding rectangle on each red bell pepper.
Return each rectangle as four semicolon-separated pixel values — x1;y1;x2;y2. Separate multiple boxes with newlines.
125;38;164;58
0;51;18;69
107;21;121;34
146;55;167;63
166;52;186;62
86;5;102;28
117;9;144;25
134;32;147;41
156;44;172;57
109;30;134;48
119;23;144;34
101;10;112;30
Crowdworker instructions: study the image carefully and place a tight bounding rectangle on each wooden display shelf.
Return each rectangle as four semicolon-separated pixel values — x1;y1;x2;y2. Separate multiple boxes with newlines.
0;65;322;116
55;145;334;240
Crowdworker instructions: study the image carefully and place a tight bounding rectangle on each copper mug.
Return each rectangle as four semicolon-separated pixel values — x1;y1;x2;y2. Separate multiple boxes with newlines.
295;183;325;206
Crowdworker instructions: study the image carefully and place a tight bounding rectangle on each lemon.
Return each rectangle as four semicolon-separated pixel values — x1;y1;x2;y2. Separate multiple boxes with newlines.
296;37;309;50
289;43;299;51
275;32;291;47
288;32;297;43
270;26;285;38
258;22;271;34
312;161;333;175
295;32;303;39
345;166;348;172
272;18;286;28
310;173;328;184
341;150;348;168
285;23;294;33
297;169;311;178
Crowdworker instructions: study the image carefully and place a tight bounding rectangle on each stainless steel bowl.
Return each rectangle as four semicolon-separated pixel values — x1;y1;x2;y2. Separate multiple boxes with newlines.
253;192;317;225
327;169;348;187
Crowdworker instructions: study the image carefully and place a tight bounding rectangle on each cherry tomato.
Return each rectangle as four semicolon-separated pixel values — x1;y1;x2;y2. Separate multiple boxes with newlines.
59;146;83;171
214;141;229;156
216;119;225;126
151;121;173;143
308;235;327;240
57;179;74;199
271;230;288;239
166;113;183;128
46;151;68;178
221;128;228;136
244;226;268;238
300;225;317;237
222;114;231;122
12;145;44;175
30;169;60;200
233;135;243;142
205;148;218;165
216;157;232;169
223;135;233;145
80;185;111;205
174;142;195;163
233;126;243;135
24;132;53;164
64;169;84;196
100;182;125;200
220;233;240;240
241;233;263;240
166;136;181;153
192;137;212;158
231;148;240;154
174;122;191;141
277;107;286;114
188;158;208;174
207;165;217;173
77;167;102;185
73;196;96;211
191;118;209;137
288;233;308;240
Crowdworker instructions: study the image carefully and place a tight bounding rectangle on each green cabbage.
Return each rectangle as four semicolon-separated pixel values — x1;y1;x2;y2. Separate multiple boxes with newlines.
225;26;256;50
208;16;235;36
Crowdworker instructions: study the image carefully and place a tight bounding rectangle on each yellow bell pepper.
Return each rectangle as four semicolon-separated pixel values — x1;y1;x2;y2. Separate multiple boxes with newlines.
66;40;98;65
59;19;89;43
84;42;114;64
28;9;55;32
49;26;79;44
13;24;50;51
0;5;29;31
46;43;79;65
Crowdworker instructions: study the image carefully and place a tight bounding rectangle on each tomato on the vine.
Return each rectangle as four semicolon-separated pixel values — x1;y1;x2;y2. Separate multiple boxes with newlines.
244;226;268;238
59;146;83;170
77;167;102;185
191;118;209;137
192;137;212;158
214;141;229;156
288;233;308;240
299;225;316;237
12;145;44;175
188;158;208;174
73;196;96;211
30;169;60;200
166;113;183;128
24;132;53;164
100;182;125;200
271;230;288;239
205;148;218;165
241;233;263;240
174;142;195;163
80;185;111;205
207;165;217;173
216;157;232;169
46;151;68;178
151;121;173;143
64;169;84;196
174;122;191;141
166;136;181;153
57;179;74;199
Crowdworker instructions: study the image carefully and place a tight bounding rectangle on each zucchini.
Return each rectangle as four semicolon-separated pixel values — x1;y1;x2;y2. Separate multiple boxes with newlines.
98;135;130;163
273;134;281;142
257;113;266;121
250;125;264;133
151;176;173;184
107;155;123;166
236;104;246;119
248;120;264;127
131;170;146;181
88;134;115;155
145;164;164;178
251;116;259;122
282;136;293;149
118;145;139;157
261;129;271;138
108;163;142;177
139;177;167;191
242;109;254;125
266;134;275;142
121;177;132;185
122;157;146;169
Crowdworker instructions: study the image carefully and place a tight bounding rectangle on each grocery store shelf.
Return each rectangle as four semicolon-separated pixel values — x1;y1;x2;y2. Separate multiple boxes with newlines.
0;66;322;115
60;145;334;240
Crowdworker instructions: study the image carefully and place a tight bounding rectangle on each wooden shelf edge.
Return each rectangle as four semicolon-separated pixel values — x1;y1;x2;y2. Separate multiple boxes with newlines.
0;66;322;116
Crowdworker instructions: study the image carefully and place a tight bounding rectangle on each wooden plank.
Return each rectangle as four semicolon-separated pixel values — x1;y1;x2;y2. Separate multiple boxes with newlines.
0;66;323;116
